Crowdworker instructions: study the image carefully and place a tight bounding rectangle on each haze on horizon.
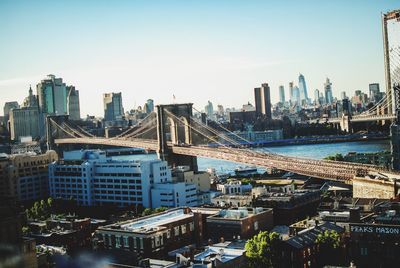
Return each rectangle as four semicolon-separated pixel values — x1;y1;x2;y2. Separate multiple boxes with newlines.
0;0;398;117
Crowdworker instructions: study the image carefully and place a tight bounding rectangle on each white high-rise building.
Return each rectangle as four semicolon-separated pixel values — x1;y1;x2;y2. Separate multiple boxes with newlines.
279;85;285;104
49;150;198;208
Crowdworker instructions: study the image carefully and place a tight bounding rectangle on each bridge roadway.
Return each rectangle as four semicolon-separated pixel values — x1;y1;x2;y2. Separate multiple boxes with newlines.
309;114;396;124
55;137;399;182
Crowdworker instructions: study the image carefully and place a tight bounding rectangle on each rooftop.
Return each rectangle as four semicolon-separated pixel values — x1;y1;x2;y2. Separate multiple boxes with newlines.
104;208;193;234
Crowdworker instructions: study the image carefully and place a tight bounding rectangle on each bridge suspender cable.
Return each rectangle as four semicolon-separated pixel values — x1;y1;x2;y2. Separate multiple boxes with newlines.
114;112;156;139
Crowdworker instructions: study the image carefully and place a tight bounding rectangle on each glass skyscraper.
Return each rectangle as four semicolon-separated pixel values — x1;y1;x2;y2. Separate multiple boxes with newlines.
298;74;308;103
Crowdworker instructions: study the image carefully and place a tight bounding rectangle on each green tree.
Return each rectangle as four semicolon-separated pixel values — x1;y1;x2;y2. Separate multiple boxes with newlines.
154;207;167;213
245;231;280;268
142;208;153;216
22;226;30;235
47;197;53;208
315;230;341;266
315;230;340;249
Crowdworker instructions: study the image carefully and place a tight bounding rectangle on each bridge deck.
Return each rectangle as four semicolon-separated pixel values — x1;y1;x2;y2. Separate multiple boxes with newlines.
55;137;400;182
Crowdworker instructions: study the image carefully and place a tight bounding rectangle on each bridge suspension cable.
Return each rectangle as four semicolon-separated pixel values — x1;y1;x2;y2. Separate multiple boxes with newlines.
192;106;273;155
114;112;157;139
163;109;238;153
49;118;80;138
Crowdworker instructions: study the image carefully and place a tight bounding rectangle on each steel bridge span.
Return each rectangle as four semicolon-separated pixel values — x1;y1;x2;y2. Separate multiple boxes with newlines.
54;137;398;182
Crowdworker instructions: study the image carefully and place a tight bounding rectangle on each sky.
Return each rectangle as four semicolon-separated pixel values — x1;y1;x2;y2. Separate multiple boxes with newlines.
0;0;399;117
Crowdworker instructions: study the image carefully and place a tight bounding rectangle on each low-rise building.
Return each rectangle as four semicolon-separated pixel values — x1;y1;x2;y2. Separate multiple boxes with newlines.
254;189;321;225
206;207;273;241
27;215;91;252
216;180;252;195
95;208;198;259
280;222;345;268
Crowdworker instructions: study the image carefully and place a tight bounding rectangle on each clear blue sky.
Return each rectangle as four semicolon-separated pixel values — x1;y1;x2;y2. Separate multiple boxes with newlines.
0;0;398;117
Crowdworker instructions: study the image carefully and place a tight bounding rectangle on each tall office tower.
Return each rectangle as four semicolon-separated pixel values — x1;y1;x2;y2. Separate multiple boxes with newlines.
369;83;380;102
103;92;124;121
9;107;40;141
254;83;272;119
3;101;19;127
292;86;300;105
22;85;38;108
298;74;308;103
382;10;400;115
217;104;224;116
314;89;320;104
205;100;214;119
324;78;333;104
37;74;68;115
145;99;154;114
279;85;285;103
342;98;352;116
67;86;80;120
341;91;347;100
289;82;294;103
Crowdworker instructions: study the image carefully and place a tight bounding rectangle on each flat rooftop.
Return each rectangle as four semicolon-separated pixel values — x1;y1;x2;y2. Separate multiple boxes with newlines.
119;209;193;233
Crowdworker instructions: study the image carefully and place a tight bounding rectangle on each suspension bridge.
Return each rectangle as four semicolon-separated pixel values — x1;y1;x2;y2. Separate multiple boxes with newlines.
47;103;400;183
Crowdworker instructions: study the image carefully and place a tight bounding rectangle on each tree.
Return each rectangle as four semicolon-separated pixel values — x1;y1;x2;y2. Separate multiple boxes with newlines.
142;208;153;216
154;207;167;213
315;230;341;266
245;231;280;268
315;230;340;249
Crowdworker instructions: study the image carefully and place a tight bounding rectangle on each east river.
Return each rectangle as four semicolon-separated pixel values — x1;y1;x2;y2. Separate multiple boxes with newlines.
112;139;391;174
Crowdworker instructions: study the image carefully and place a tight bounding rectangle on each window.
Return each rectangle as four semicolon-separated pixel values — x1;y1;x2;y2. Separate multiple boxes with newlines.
189;222;194;231
167;230;171;238
174;226;179;236
254;221;259;231
123;236;129;247
114;236;121;248
181;224;187;234
133;237;137;248
139;238;143;249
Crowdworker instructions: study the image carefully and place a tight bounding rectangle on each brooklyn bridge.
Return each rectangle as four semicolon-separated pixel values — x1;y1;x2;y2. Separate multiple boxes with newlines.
48;103;400;183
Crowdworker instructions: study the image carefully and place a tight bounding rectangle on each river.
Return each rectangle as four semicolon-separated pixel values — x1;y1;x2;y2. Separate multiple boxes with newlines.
111;139;391;174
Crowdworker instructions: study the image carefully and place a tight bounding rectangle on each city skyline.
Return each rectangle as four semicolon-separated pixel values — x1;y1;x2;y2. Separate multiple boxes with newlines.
0;1;399;117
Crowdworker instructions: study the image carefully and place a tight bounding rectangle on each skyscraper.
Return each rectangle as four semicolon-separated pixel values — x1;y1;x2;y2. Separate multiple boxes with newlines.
293;86;300;105
298;74;308;103
67;86;81;120
279;85;285;103
289;82;294;103
103;92;124;121
145;99;154;114
9;107;40;141
314;89;320;104
37;74;68;115
341;91;347;100
369;83;380;102
205;101;214;119
3;101;19;126
254;83;271;119
324;78;333;104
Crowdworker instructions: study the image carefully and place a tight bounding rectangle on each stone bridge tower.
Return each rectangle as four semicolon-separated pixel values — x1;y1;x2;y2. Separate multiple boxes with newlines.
156;103;198;171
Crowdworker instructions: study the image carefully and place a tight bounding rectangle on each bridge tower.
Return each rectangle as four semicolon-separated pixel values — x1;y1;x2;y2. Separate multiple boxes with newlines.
382;9;400;115
339;114;352;133
156;104;198;171
391;84;400;170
